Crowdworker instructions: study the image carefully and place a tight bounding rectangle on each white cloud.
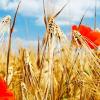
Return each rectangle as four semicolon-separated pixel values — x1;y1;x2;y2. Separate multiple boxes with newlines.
11;37;42;53
56;0;100;24
7;0;41;16
0;0;9;9
12;37;34;49
0;0;100;25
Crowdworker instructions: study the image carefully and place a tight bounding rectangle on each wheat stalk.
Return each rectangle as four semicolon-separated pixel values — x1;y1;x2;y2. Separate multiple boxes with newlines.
6;1;21;83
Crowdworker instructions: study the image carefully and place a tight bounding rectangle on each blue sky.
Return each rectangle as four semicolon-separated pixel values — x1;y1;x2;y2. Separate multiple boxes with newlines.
0;0;100;47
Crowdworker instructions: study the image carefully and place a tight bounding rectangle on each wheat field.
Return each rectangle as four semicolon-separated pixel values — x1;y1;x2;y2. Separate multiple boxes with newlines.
0;0;100;100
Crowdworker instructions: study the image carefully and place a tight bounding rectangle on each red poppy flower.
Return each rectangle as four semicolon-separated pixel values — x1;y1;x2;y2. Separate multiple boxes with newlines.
0;79;15;100
94;38;100;46
72;25;92;36
72;25;100;49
